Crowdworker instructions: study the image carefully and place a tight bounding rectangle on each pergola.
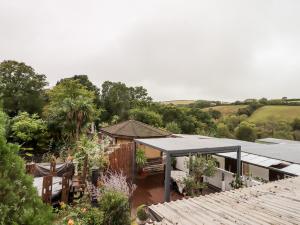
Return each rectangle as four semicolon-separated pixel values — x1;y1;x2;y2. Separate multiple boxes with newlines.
134;137;242;202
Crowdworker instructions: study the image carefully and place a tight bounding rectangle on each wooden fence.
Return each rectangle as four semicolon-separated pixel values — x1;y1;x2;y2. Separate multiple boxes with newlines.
108;143;134;180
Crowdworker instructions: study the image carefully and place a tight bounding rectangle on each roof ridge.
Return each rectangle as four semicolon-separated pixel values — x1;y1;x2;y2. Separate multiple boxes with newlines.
132;120;171;135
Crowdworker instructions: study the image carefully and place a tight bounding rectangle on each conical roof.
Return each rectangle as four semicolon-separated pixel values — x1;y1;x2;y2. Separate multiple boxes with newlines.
100;120;171;138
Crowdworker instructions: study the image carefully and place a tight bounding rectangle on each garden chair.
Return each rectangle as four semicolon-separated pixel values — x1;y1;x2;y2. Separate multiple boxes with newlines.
50;158;57;176
26;163;36;176
61;172;72;204
42;175;53;204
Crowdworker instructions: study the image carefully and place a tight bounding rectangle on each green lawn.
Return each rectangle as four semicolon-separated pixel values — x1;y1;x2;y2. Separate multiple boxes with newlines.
203;105;247;116
248;106;300;123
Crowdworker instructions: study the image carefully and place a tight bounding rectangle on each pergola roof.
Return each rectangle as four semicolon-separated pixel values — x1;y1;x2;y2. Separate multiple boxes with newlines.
135;137;241;155
100;120;171;138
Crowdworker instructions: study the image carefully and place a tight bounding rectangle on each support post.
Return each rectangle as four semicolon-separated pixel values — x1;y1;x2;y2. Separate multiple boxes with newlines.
236;146;242;178
132;142;137;184
164;153;172;202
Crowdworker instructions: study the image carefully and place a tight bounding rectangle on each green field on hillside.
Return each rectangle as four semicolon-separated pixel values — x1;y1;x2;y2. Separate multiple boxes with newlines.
161;100;196;105
248;106;300;123
203;105;247;116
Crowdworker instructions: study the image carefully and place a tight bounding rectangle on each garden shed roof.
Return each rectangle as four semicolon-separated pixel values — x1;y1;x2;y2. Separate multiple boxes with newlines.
100;120;171;138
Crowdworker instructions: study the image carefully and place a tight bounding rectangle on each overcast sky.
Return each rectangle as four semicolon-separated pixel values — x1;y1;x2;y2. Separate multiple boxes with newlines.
1;0;300;102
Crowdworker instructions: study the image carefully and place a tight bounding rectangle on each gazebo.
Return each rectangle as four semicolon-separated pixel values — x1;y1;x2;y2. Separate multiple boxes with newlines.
134;137;242;202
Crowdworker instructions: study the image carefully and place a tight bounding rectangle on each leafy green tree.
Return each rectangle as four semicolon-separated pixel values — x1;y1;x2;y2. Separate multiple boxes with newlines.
0;109;53;225
0;60;48;116
292;118;300;130
235;121;257;142
208;109;222;120
165;121;181;133
128;108;162;127
57;75;101;106
100;81;152;122
10;112;49;152
45;80;98;142
216;123;233;138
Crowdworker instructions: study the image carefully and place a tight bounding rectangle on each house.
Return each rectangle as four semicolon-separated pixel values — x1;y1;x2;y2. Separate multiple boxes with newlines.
173;134;300;182
100;120;171;159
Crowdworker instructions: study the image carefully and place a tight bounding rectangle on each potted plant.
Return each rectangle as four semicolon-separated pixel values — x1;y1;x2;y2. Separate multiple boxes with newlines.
136;204;149;225
136;148;147;176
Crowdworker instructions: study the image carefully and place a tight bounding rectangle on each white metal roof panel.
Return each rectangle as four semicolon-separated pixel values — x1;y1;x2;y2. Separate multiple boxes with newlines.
280;164;300;176
148;177;300;225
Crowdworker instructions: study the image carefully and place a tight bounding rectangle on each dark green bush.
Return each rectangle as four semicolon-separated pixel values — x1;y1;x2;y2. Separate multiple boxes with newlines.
136;204;148;221
0;110;53;225
99;190;130;225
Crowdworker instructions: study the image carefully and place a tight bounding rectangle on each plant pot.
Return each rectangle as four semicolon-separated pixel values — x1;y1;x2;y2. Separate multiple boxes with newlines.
136;217;149;225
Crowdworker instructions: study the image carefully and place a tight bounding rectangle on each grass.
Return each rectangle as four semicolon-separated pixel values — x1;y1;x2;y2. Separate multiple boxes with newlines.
203;105;247;116
248;106;300;123
161;100;196;105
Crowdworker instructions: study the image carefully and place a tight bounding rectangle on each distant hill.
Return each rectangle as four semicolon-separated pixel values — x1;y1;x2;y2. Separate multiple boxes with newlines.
248;106;300;123
203;105;247;116
161;100;196;105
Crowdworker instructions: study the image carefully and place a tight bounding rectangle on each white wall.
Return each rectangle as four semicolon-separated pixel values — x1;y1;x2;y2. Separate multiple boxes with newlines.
175;156;189;174
205;168;234;191
213;155;225;170
248;164;269;181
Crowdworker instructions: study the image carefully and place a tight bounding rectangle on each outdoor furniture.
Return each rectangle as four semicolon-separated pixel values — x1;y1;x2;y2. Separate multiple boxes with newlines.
33;176;64;203
30;162;74;177
61;173;71;203
50;159;56;175
26;163;36;175
71;154;88;199
171;170;187;194
41;175;53;204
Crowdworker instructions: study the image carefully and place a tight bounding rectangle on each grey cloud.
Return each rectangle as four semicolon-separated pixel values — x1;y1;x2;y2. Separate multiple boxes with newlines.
1;0;300;101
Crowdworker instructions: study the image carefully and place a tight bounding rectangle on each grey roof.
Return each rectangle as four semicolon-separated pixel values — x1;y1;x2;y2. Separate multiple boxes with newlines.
100;120;171;138
257;138;300;145
210;138;300;164
280;164;300;176
148;177;300;225
135;137;240;155
218;152;283;168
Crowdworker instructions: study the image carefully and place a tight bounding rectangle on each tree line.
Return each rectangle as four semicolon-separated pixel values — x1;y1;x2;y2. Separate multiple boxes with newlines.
1;60;300;156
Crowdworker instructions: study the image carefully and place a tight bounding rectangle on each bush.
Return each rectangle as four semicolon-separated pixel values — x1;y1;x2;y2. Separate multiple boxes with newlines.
235;121;257;142
0;110;53;225
56;202;103;225
136;204;148;221
99;190;130;225
165;121;181;133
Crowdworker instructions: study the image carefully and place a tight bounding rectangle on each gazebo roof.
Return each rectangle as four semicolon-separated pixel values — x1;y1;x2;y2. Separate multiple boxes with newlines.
100;120;171;138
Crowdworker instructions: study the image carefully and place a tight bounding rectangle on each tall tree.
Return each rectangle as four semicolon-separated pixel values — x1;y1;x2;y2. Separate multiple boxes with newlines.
45;80;98;142
0;60;48;116
0;109;53;224
57;75;101;106
100;81;152;122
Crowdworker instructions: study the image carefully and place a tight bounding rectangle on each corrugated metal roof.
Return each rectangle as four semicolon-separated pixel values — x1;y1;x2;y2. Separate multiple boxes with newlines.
147;177;300;225
280;164;300;176
217;152;283;168
257;138;300;145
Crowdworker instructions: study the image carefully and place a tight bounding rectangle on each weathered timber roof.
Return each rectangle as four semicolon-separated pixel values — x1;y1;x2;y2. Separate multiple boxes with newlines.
100;120;171;138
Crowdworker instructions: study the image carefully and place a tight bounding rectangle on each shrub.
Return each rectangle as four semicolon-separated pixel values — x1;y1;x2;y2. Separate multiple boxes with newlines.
235;121;257;142
99;190;131;225
136;148;147;169
0;110;53;225
136;204;148;221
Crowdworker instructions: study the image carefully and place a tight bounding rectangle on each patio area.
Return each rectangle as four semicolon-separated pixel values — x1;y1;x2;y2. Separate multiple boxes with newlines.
131;172;218;215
